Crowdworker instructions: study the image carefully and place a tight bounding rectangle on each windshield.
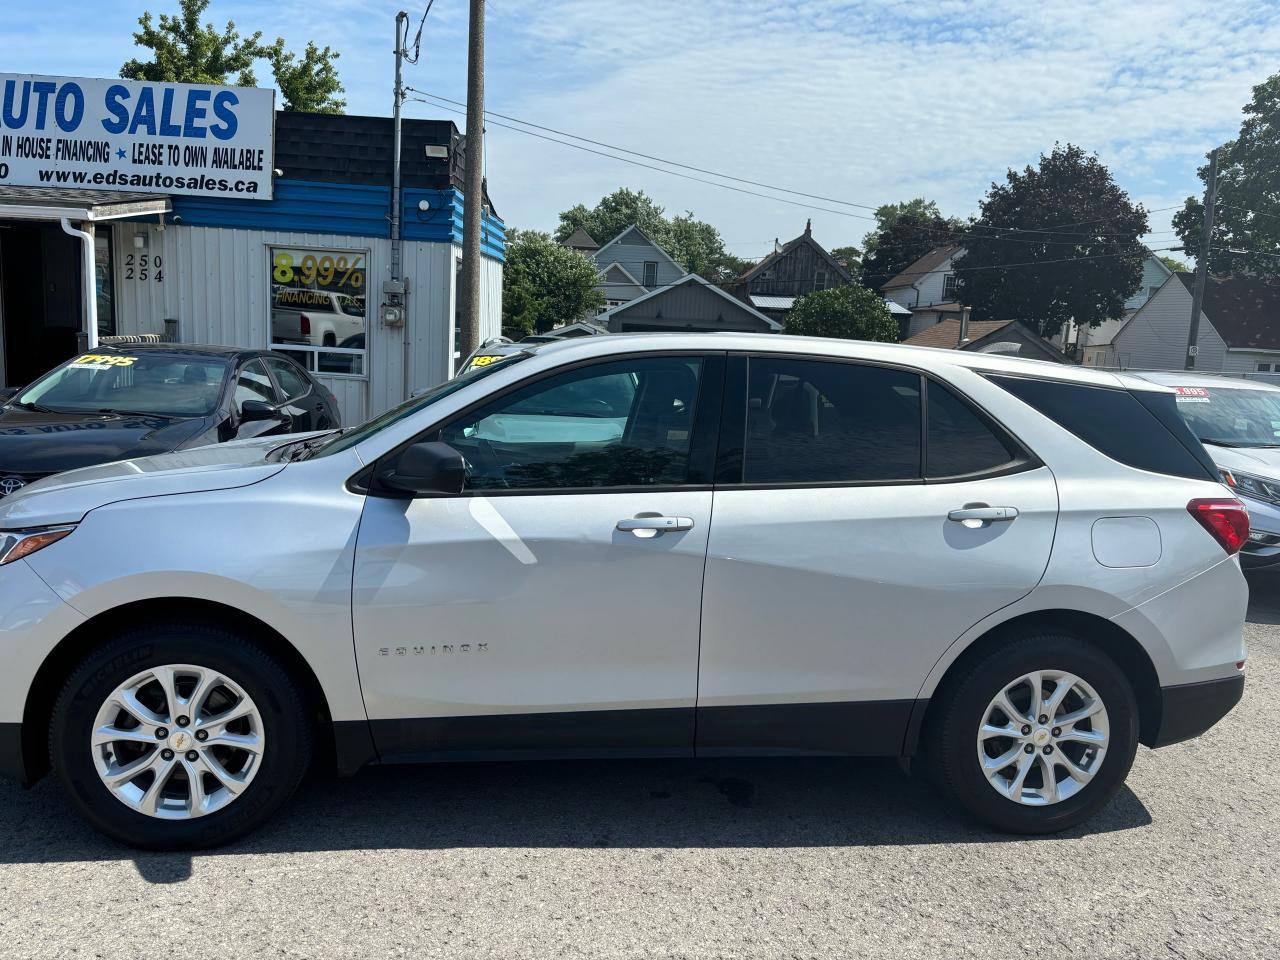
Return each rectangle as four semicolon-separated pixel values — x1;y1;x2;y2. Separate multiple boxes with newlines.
308;351;532;458
15;352;228;417
1173;386;1280;447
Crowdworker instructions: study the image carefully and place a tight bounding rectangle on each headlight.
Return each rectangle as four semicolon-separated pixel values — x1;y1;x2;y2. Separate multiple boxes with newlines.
1223;470;1280;507
0;526;75;565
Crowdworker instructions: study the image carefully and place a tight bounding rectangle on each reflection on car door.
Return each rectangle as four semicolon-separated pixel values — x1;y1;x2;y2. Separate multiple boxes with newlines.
232;358;288;439
353;354;723;761
696;355;1058;756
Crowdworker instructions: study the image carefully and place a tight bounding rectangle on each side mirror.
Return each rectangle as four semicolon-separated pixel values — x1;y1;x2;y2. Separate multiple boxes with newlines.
380;441;466;496
240;399;279;422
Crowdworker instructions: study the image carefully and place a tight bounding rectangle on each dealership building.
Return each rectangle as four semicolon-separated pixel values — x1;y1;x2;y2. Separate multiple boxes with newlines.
0;82;505;424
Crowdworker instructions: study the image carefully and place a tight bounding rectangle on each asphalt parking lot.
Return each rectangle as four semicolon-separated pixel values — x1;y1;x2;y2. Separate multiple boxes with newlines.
1;583;1278;959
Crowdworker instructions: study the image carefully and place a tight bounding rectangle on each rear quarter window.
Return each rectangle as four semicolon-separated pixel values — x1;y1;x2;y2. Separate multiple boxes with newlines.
987;374;1216;481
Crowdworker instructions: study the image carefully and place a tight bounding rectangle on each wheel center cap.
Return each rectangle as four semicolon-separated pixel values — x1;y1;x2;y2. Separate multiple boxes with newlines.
1032;728;1051;746
169;730;193;752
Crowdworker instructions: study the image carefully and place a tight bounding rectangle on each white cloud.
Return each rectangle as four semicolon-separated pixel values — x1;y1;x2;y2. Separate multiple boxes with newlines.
5;0;1277;253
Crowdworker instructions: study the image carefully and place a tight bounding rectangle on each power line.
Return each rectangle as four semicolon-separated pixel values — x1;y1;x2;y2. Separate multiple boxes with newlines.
407;88;1172;244
403;0;436;64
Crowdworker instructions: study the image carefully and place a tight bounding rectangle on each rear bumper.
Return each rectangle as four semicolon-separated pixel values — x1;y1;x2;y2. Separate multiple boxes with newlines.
1149;674;1244;748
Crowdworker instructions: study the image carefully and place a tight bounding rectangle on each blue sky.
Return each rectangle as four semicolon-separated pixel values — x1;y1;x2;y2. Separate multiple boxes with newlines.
6;0;1280;262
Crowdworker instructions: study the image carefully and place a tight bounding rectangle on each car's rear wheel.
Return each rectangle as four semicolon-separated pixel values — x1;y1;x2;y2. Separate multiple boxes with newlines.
50;623;311;850
926;633;1140;834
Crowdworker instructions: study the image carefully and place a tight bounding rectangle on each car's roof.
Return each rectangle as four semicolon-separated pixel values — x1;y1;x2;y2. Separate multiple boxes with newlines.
1128;370;1280;392
96;343;251;359
520;333;1173;392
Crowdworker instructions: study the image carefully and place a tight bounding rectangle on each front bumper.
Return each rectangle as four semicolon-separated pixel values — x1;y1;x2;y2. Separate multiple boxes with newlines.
1149;674;1245;748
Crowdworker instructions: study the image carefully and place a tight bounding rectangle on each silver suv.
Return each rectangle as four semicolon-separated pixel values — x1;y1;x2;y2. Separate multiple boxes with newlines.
0;334;1248;848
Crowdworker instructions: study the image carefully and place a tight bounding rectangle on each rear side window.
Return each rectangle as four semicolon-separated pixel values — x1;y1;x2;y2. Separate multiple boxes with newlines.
988;375;1216;481
743;357;921;483
926;381;1021;478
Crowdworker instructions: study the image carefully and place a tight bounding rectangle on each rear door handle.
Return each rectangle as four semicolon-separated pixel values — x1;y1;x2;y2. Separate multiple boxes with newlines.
617;516;695;534
948;506;1019;524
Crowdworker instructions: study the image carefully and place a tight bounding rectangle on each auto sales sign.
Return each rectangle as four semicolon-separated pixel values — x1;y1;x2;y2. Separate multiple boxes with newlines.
0;74;274;199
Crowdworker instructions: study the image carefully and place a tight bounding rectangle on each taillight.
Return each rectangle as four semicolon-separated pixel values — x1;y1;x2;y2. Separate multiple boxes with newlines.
1187;498;1250;555
300;315;311;336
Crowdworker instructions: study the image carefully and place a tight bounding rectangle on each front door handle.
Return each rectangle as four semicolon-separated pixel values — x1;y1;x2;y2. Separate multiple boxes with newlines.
617;516;695;535
948;505;1019;526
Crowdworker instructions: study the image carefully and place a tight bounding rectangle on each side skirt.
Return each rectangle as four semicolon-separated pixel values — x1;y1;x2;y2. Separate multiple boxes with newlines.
361;700;926;765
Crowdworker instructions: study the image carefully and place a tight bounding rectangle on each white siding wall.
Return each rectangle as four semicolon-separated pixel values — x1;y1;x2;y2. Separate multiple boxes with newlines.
109;224;501;424
1111;280;1227;371
884;251;957;311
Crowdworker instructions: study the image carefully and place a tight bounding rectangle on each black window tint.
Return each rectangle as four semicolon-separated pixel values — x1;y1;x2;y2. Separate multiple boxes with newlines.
926;381;1019;478
743;357;921;483
441;357;703;490
989;375;1216;481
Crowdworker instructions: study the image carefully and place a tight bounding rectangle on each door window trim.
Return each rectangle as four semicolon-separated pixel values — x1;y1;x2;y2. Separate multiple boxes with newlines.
714;352;1040;490
359;351;728;498
263;354;314;403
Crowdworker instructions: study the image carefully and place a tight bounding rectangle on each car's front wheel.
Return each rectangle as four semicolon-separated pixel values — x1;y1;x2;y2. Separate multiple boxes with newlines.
927;633;1140;834
50;623;311;850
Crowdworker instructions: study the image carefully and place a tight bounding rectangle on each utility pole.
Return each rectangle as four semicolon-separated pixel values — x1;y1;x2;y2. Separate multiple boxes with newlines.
390;11;407;288
1185;147;1219;370
456;0;485;365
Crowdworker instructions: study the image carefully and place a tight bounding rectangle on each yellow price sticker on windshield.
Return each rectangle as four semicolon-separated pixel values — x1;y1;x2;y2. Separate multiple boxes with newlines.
73;354;136;367
467;355;503;369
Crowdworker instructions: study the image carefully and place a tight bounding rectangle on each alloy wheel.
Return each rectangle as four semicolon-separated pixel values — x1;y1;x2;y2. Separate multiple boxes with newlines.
90;664;265;819
976;669;1110;806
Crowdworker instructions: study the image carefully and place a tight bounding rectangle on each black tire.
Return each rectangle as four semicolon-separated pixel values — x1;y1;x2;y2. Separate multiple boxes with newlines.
925;632;1139;834
49;623;312;850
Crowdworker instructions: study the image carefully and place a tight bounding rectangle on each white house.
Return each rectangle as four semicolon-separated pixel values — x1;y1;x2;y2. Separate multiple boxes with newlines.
1109;272;1280;373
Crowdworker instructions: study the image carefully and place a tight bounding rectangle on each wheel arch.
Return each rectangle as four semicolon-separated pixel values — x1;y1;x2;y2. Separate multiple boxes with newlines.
21;597;346;784
905;608;1163;756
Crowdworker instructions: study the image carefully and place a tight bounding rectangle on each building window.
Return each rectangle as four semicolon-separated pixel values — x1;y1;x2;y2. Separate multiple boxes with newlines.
269;246;367;376
943;273;958;301
642;261;658;287
94;231;116;337
815;270;827;291
1258;363;1273;373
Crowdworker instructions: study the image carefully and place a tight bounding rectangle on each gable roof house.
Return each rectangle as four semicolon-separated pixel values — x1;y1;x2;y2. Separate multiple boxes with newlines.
734;220;853;322
588;224;687;312
901;317;1069;363
561;227;600;254
1109;273;1280;374
1064;251;1176;366
881;245;965;340
598;273;781;334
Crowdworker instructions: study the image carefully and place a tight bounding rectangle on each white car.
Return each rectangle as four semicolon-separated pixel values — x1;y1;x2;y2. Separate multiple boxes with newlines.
270;289;365;347
0;334;1248;849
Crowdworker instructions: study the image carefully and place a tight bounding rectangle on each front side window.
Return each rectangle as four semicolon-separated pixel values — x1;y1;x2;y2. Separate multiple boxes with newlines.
234;359;277;412
16;352;227;417
742;357;921;484
440;356;704;490
269;246;367;376
265;357;311;401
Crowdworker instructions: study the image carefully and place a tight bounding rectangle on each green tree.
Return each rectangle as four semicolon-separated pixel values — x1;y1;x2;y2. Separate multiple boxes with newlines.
555;189;741;276
556;189;673;252
955;143;1148;338
121;0;266;85
829;245;862;278
1159;255;1191;273
267;40;344;113
859;199;964;294
1174;72;1280;277
121;0;345;112
502;229;604;336
784;285;899;341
